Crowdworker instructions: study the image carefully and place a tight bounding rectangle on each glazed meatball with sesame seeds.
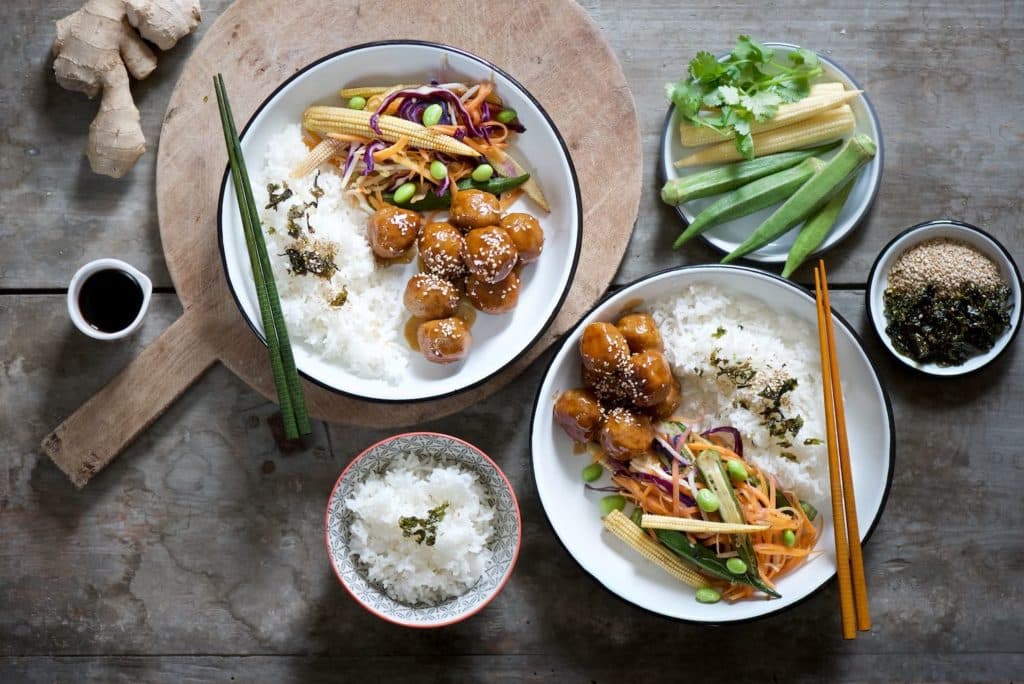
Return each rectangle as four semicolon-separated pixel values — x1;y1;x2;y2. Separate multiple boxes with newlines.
599;408;654;461
553;388;604;443
367;205;421;258
626;350;674;407
466;270;520;314
417;317;472;364
418;221;467;280
464;226;518;284
617;313;664;353
403;273;460;320
646;376;681;420
580;322;630;375
500;213;544;263
450;189;501;230
581;364;630;406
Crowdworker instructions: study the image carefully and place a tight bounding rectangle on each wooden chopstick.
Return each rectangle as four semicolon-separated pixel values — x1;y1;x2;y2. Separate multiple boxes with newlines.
818;261;871;632
814;260;870;639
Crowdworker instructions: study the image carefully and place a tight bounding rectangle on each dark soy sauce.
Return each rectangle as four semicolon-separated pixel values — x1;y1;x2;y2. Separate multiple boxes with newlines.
78;269;144;333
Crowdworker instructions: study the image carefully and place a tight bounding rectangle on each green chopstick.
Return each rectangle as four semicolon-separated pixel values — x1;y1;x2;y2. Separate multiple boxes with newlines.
214;74;311;439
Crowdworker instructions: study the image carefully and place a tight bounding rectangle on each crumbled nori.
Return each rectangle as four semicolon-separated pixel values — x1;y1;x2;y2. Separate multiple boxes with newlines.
709;348;756;388
266;182;293;210
398;502;449;546
884;283;1011;366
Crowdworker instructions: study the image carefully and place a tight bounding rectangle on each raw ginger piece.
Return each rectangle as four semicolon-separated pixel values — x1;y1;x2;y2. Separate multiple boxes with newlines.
52;0;201;178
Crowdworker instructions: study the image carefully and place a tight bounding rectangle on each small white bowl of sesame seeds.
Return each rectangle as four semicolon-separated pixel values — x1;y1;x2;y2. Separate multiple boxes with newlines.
866;219;1023;376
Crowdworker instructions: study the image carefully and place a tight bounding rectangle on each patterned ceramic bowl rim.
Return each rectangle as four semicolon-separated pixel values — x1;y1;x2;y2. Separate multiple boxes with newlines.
324;432;522;628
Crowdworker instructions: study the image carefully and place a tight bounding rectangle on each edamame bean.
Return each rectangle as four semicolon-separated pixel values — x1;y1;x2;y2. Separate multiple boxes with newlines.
581;462;603;483
497;108;517;124
347;96;367;110
392;182;417;205
429;160;448;180
422;103;443;127
599;494;627;516
726;557;748;575
726;459;748;481
471;164;494;183
782;529;797;547
630;507;644;527
695;587;721;604
696;488;720;513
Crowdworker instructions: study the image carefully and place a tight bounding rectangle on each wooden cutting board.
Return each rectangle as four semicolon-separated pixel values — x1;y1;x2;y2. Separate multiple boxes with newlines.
43;0;641;487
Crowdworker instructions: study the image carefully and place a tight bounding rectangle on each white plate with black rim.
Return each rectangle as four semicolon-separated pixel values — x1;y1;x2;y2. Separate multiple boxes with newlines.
219;41;582;402
530;265;894;623
659;43;884;264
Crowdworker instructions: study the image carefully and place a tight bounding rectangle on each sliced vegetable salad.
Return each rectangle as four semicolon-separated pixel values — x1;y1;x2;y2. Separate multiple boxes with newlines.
592;420;820;603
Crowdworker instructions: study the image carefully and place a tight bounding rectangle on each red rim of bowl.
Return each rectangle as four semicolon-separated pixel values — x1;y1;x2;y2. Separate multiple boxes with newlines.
324;431;522;628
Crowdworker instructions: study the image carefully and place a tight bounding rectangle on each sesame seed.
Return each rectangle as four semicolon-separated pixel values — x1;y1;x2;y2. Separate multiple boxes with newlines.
888;238;1003;293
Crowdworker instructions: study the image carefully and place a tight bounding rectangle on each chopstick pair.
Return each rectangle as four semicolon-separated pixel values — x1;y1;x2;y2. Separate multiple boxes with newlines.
214;74;311;441
814;260;870;639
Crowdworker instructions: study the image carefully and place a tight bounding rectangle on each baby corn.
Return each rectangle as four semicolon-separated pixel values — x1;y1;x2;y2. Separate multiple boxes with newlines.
641;514;771;534
675;104;856;167
603;510;708;588
681;89;862;147
290;137;344;178
303;106;478;157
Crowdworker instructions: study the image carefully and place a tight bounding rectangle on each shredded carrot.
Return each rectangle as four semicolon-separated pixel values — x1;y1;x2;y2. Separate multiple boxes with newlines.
671;458;680;517
464;81;493;125
372;136;409;162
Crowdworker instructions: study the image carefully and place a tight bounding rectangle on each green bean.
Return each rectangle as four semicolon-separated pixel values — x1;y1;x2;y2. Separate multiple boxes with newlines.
599;495;627;516
782;529;797;547
630;507;644;527
726;459;749;482
497;108;518;124
726;557;748;575
429;160;447;180
347;96;367;111
696;488;720;513
392;182;417;205
781;178;855;278
422;103;443;127
695;587;722;604
581;462;603;483
471;164;494;182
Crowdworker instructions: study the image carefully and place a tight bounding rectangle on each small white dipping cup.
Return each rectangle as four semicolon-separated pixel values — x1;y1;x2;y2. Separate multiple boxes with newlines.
67;258;153;341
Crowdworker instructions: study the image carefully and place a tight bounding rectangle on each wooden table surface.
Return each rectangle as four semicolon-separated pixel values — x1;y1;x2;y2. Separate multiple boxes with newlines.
2;1;1022;681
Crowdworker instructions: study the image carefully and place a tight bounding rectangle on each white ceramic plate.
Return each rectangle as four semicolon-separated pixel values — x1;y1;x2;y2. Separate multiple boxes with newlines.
219;41;582;402
867;219;1023;376
659;43;883;264
325;432;521;628
530;266;894;623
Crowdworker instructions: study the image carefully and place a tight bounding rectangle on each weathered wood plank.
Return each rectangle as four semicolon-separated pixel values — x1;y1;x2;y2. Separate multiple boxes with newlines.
2;653;1023;683
2;293;1022;669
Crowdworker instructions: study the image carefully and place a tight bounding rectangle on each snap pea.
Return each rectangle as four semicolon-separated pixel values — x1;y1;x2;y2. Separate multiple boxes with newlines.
781;178;855;278
673;158;824;249
630;507;644;527
721;134;876;264
383;173;531;210
422;103;444;127
599;495;627;516
581;462;603;483
656;529;781;598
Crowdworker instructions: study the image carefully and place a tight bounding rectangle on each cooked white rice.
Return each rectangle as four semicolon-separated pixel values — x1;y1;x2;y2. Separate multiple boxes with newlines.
252;124;407;383
649;283;827;505
345;453;495;605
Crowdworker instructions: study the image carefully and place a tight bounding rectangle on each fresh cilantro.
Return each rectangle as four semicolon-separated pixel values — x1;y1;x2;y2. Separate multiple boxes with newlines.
664;35;824;159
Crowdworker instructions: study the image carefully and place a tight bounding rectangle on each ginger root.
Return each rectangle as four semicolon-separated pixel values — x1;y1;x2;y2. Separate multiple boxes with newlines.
53;0;201;178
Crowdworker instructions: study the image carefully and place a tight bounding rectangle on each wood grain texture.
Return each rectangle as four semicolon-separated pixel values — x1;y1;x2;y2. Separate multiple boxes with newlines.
155;0;641;427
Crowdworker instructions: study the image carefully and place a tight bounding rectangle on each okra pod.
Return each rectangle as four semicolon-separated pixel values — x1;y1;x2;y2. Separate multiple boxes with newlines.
673;157;825;249
721;135;876;264
781;178;855;278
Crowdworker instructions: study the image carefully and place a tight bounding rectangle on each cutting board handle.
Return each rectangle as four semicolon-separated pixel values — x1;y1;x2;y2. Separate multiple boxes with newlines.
41;305;218;488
